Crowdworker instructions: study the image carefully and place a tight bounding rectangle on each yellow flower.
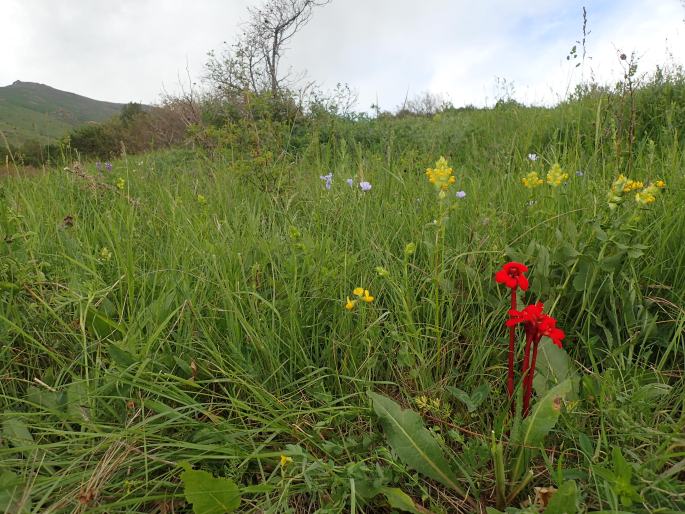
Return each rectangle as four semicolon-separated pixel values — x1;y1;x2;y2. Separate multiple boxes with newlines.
635;184;659;205
623;179;643;192
610;174;629;193
655;180;666;188
521;171;544;189
361;289;374;303
425;157;456;193
353;287;364;297
280;454;293;467
546;163;569;187
99;247;112;261
345;297;357;311
197;194;207;205
116;177;126;190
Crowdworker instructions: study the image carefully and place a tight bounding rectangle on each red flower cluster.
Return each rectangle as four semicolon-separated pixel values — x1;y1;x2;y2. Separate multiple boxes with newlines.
495;262;567;417
507;302;565;349
495;262;529;291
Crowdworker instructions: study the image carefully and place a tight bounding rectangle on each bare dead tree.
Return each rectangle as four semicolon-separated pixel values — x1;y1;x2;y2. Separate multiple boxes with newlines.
206;0;330;101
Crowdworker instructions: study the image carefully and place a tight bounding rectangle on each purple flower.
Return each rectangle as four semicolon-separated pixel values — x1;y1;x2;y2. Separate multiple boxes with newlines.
359;181;372;191
104;161;113;172
455;190;466;198
95;161;102;171
346;178;354;187
319;172;333;190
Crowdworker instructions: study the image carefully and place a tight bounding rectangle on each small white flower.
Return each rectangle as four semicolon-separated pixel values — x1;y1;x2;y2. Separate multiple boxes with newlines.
527;153;538;161
346;178;354;187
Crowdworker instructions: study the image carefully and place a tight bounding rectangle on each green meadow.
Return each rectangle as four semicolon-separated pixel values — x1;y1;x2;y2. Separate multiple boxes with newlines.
1;94;685;513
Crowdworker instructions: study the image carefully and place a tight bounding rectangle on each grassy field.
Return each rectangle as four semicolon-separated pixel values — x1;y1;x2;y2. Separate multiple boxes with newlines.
1;101;684;513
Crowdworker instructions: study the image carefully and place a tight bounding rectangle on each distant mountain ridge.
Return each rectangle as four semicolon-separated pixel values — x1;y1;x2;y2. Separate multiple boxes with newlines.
0;81;125;145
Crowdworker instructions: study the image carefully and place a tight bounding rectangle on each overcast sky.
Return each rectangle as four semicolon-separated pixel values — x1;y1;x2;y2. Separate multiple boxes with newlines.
2;0;684;111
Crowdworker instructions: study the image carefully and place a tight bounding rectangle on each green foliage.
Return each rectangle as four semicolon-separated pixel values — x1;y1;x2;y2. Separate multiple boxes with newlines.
179;462;241;513
380;487;424;514
0;80;122;145
1;73;685;512
369;392;469;498
593;447;642;507
447;383;491;413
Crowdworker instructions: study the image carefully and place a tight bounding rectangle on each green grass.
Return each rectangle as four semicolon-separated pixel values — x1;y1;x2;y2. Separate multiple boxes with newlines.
0;81;123;145
1;103;684;513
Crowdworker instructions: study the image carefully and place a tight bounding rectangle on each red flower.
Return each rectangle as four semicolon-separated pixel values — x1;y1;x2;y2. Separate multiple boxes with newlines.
506;302;544;328
507;302;565;348
495;262;529;291
538;316;565;348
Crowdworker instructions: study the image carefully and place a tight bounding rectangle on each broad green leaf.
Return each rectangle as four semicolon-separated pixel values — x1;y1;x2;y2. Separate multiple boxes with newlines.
2;417;34;448
0;471;30;514
26;386;60;412
470;383;490;409
66;382;91;422
179;462;240;514
369;392;467;497
108;343;136;368
380;487;424;514
519;380;572;448
0;471;31;514
447;387;475;412
533;340;578;398
544;480;577;514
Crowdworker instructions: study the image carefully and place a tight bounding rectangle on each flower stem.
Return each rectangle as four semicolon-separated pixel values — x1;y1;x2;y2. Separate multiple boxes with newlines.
521;330;534;417
508;289;516;403
524;335;541;417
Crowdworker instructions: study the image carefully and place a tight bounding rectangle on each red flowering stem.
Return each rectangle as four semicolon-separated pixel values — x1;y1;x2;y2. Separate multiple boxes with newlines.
507;289;516;402
524;335;542;417
520;329;534;417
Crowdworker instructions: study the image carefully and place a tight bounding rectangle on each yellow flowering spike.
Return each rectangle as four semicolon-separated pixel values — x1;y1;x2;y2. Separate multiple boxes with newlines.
635;184;659;205
352;287;364;297
425;157;456;192
521;171;544;189
345;297;357;310
546;163;569;187
610;174;628;193
280;454;293;467
623;179;643;192
655;180;666;188
362;290;374;303
116;177;126;190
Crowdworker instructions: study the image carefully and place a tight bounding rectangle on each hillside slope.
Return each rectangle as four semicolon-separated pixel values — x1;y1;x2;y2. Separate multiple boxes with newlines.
0;80;124;145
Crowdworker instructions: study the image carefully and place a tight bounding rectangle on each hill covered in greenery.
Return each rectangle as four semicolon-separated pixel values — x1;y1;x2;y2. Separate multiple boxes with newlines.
0;80;124;145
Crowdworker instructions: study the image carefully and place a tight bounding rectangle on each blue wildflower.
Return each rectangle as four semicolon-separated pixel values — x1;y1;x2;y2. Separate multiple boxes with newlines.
320;172;333;190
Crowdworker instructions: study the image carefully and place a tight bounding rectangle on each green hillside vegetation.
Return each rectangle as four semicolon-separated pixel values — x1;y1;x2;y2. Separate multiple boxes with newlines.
0;80;124;145
2;66;685;512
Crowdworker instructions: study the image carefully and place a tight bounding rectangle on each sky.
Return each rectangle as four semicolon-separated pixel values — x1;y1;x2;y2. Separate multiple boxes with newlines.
2;0;684;111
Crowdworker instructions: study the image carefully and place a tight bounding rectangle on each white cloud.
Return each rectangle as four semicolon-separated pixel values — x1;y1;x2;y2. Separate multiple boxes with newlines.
1;0;684;109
